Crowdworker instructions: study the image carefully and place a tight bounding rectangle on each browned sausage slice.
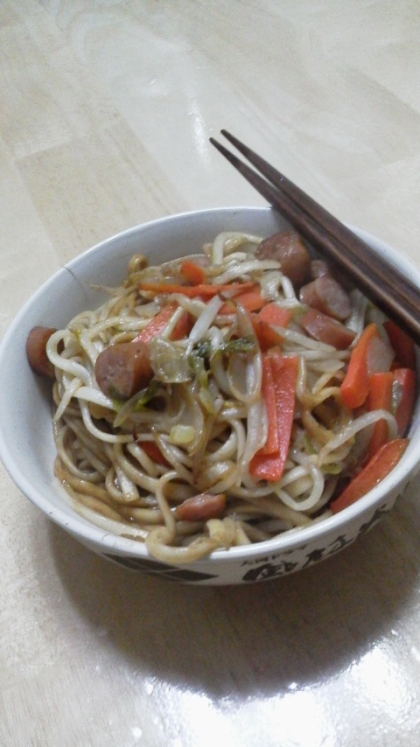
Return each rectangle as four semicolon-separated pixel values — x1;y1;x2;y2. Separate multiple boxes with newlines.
310;257;352;289
299;276;352;320
256;231;311;288
95;340;153;400
301;308;356;350
310;259;331;279
174;493;226;522
26;326;57;378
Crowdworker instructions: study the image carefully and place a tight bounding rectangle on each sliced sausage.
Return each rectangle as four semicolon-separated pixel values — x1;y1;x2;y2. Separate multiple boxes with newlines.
95;340;153;400
311;257;353;289
26;326;57;378
310;259;331;279
174;493;226;522
299;276;352;320
301;308;356;350
256;231;311;288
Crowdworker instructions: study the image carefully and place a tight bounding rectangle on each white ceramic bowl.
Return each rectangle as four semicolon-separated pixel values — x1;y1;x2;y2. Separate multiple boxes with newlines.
1;207;419;585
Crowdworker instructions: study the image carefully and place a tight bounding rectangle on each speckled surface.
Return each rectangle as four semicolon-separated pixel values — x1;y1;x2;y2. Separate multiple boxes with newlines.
1;2;420;745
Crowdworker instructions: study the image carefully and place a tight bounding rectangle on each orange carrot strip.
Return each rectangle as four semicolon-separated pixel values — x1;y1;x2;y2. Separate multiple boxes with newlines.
219;284;266;314
133;303;192;343
172;311;194;340
134;303;178;343
260;355;279;455
366;371;394;459
251;304;292;352
252;319;284;352
330;438;409;513
250;353;298;481
138;280;254;298
180;260;206;286
340;323;379;409
218;301;236;314
383;320;416;370
393;368;416;436
233;285;266;312
249;449;285;483
257;303;292;328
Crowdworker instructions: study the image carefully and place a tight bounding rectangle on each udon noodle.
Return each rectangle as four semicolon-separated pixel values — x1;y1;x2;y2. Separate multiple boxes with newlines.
46;231;405;563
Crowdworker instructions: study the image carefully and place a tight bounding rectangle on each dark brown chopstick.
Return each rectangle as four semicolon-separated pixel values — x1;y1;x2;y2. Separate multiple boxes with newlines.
210;130;420;346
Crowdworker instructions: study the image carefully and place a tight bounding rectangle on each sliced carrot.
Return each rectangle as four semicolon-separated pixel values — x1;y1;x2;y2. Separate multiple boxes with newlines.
257;303;292;328
251;304;292;352
234;285;266;312
172;310;194;340
252;319;284;352
250;353;298;481
219;284;266;314
139;441;170;466
134;303;177;343
249;449;285;483
330;438;409;513
133;303;192;344
259;355;279;455
340;323;379;409
384;320;416;370
366;371;394;459
393;368;416;436
138;280;254;298
180;260;206;286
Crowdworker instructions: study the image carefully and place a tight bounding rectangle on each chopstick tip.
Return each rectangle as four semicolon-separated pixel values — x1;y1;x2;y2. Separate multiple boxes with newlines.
220;129;237;145
209;137;231;158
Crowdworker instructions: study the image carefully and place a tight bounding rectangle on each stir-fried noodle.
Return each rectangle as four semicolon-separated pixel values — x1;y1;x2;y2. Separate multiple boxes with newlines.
47;231;401;563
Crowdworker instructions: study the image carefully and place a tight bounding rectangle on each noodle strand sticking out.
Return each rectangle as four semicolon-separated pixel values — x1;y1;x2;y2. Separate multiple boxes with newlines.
25;229;415;564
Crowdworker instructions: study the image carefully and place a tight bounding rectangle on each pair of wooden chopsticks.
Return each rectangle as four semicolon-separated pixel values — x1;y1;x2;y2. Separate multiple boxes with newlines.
210;130;420;346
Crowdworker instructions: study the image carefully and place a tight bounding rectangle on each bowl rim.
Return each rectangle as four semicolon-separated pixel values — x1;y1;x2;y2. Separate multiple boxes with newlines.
1;205;419;564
